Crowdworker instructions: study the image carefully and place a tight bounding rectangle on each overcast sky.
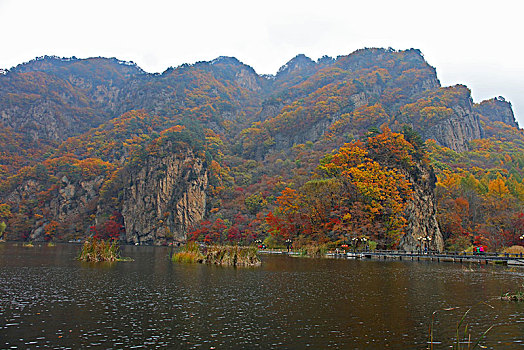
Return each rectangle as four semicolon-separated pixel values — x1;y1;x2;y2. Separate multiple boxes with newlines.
1;0;522;125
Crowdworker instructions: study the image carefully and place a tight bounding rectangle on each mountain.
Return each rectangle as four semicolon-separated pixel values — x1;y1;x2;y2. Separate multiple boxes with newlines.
2;56;144;141
0;48;522;252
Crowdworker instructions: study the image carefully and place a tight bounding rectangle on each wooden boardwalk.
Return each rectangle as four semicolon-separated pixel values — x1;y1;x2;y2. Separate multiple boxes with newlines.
331;250;524;266
259;249;524;266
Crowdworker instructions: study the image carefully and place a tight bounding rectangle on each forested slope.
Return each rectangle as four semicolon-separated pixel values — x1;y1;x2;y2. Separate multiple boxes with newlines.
0;48;521;251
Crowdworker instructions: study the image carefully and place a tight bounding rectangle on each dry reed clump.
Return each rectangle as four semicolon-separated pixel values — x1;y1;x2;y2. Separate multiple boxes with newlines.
204;245;260;267
172;241;204;263
77;237;130;262
173;242;260;266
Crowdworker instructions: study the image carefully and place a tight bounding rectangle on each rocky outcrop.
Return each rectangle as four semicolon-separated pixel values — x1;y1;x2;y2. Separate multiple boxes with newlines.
235;66;262;92
275;54;317;78
423;111;483;153
115;57;264;134
400;163;444;252
401;85;484;152
5;174;104;241
2;144;208;244
474;96;519;128
51;175;104;223
121;145;208;245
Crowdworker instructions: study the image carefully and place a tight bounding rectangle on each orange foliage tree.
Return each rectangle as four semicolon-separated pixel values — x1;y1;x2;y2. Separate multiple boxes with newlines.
266;128;415;248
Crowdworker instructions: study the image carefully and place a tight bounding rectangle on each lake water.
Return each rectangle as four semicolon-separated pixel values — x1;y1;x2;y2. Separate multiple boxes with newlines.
0;243;523;349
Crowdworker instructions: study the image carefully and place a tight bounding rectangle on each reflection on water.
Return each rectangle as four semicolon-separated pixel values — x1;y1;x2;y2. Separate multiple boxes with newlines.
0;243;523;349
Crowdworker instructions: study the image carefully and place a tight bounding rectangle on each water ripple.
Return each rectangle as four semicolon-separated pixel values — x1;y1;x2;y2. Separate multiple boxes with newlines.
0;244;523;349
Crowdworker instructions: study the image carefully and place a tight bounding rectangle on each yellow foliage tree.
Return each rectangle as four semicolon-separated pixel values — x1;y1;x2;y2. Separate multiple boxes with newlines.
488;177;510;199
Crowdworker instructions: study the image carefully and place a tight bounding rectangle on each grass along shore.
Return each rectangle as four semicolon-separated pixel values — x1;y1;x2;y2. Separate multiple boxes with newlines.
173;242;261;267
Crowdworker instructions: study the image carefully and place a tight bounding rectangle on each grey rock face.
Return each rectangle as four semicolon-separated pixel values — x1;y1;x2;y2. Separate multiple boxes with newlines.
235;67;261;92
423;110;483;153
401;86;484;153
51;176;104;223
6;175;104;241
474;97;519;128
400;164;444;252
121;146;208;245
4;146;208;245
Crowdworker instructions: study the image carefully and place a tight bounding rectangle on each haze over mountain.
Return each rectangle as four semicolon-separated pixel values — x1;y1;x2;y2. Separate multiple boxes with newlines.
0;48;522;253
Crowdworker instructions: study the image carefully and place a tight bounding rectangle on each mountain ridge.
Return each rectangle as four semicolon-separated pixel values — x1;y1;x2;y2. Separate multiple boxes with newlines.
1;48;522;252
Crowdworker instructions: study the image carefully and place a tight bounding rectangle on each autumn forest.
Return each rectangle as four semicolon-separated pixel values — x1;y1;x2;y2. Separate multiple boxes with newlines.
0;48;523;252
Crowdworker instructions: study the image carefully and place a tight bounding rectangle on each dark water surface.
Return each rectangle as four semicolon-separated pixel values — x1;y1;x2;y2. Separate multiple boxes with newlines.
0;243;523;349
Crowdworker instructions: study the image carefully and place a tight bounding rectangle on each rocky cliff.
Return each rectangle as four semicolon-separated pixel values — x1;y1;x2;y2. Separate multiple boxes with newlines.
121;145;208;245
399;163;444;252
422;109;483;153
5;174;105;241
399;85;484;152
2;142;208;244
244;48;443;159
474;96;519;128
